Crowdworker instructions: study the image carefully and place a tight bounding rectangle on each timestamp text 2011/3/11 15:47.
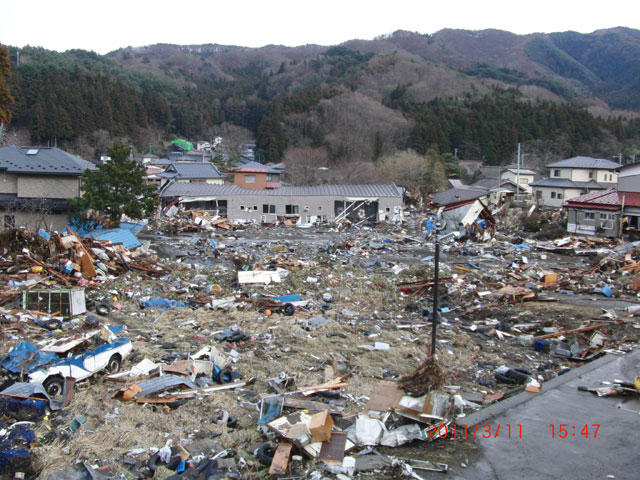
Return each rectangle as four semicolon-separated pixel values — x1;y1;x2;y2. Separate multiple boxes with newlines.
422;424;601;440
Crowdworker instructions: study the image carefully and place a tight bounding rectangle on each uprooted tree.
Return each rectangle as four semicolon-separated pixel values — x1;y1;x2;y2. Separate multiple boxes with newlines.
70;143;158;227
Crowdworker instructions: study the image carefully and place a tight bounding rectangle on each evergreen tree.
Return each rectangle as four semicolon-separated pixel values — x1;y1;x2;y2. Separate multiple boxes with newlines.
70;143;158;227
0;44;14;126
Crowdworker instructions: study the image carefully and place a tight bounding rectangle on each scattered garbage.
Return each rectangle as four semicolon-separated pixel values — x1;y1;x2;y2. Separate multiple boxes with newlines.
0;206;638;478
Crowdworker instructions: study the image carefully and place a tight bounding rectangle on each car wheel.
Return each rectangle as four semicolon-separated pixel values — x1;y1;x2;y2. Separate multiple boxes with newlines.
217;367;233;384
282;303;295;316
256;443;275;466
43;376;64;398
106;354;122;374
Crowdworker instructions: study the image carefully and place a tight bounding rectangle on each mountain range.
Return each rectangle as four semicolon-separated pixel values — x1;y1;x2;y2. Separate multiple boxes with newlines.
4;27;640;165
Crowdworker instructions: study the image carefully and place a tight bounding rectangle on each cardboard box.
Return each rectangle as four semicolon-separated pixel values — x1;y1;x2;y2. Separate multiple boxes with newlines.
543;273;558;283
309;410;334;443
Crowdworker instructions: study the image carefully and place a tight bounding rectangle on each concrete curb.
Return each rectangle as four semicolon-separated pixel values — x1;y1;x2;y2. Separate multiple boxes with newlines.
459;349;636;427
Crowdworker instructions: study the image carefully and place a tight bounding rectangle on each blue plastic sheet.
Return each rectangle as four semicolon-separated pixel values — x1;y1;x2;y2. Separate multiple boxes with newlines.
513;244;532;249
1;341;60;374
257;397;282;426
141;298;186;309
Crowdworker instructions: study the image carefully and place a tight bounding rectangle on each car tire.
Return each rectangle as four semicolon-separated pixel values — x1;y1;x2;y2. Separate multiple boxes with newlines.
256;443;274;466
43;376;64;397
217;367;233;384
44;319;63;330
106;354;122;374
282;303;295;316
96;304;111;316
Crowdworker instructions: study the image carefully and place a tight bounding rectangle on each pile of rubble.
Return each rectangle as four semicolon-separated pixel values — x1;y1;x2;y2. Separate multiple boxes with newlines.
0;220;638;479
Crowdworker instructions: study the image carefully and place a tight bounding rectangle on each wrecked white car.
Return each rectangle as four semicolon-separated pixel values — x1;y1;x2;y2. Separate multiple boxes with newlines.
2;327;132;397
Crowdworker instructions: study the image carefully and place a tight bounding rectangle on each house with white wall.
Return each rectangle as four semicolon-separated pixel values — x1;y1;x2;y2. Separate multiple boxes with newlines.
530;156;621;207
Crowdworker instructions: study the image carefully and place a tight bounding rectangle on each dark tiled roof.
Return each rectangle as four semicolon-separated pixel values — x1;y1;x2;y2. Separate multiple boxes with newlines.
159;162;226;179
0;145;95;175
546;156;622;170
530;178;608;189
232;160;279;174
433;187;487;206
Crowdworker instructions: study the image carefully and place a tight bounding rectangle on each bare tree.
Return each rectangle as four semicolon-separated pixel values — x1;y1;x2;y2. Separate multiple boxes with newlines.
212;122;254;159
377;149;448;196
283;147;330;185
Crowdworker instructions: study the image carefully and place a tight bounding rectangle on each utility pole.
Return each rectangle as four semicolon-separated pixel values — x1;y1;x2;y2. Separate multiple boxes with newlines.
516;143;521;199
431;224;441;356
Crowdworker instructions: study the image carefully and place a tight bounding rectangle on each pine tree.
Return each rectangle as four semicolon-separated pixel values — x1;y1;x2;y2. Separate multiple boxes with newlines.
0;44;14;126
70;144;158;227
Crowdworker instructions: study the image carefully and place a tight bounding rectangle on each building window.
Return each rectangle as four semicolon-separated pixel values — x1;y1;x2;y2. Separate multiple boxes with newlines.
317;205;323;211
557;193;563;199
585;212;595;220
588;171;594;179
550;192;556;199
553;169;561;177
263;204;276;214
240;205;246;211
245;175;256;183
4;215;15;229
267;174;272;181
285;204;299;215
520;177;529;184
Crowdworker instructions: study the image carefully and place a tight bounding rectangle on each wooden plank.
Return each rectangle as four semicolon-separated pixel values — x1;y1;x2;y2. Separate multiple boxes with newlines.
62;377;75;408
533;323;609;340
269;440;293;476
364;381;404;416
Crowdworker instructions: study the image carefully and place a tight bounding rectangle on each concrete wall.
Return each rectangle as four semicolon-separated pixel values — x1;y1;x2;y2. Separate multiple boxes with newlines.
174;193;403;223
0;173;18;194
567;208;619;237
17;176;80;199
595;170;617;183
549;167;571;179
618;173;640;193
2;211;69;232
533;186;582;207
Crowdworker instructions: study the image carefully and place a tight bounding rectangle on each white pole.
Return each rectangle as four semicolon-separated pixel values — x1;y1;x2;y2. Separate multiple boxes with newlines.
516;143;521;198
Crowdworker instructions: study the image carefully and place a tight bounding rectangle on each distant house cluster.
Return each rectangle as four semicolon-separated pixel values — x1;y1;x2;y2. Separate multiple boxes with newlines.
431;155;640;238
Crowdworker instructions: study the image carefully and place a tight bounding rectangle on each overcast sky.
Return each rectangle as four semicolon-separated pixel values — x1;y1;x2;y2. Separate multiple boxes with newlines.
2;0;639;54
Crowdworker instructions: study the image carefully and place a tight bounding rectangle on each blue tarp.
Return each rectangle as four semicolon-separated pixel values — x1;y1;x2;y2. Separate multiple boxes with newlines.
274;294;301;303
141;298;186;309
69;221;144;250
0;341;60;374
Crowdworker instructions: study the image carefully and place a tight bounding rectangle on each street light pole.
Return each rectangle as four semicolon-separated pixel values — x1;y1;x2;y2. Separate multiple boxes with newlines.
431;226;440;356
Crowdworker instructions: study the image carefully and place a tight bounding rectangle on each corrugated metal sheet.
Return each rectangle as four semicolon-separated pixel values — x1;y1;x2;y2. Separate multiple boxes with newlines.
160;182;404;198
86;228;141;250
135;374;197;397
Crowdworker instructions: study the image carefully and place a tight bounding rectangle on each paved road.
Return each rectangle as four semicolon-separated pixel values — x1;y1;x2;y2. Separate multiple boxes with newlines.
451;349;640;479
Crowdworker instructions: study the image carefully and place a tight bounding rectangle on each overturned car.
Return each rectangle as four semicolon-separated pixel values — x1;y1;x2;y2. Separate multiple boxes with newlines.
1;326;132;397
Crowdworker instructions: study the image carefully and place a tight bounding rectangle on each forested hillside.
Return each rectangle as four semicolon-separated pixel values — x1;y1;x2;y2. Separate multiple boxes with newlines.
3;27;640;167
